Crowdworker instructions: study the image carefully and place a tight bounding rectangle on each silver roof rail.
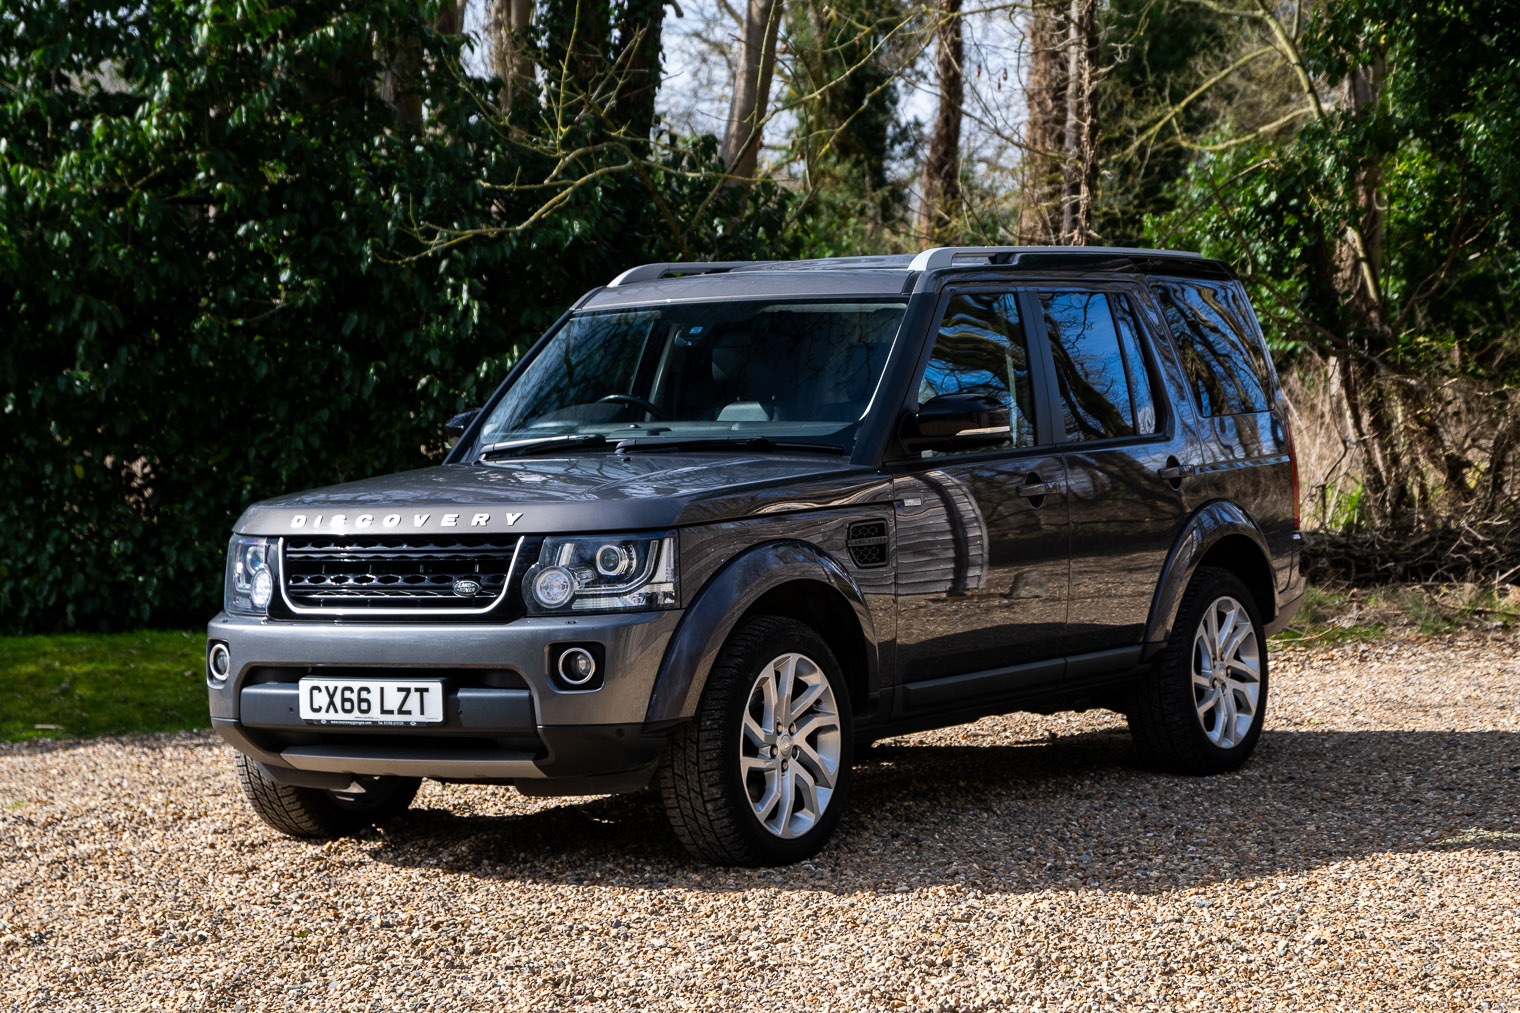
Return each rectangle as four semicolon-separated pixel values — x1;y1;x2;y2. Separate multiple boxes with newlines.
907;245;1203;272
607;261;767;287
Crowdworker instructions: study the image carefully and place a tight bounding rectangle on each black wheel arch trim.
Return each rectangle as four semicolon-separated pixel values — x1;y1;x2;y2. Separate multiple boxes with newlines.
1144;499;1277;648
644;539;880;724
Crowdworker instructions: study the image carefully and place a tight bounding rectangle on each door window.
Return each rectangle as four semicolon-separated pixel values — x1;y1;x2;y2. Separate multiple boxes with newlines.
917;292;1037;453
1040;291;1156;441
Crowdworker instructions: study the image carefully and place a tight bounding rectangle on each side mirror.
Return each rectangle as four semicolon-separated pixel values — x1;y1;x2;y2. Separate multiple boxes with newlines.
444;408;480;446
899;394;1011;453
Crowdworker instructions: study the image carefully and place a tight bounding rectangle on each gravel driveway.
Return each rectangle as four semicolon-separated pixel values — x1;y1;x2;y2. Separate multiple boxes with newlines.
4;633;1519;1011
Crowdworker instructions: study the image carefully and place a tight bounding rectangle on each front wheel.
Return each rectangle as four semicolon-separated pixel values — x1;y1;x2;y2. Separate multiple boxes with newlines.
235;753;420;839
658;616;853;865
1128;566;1268;774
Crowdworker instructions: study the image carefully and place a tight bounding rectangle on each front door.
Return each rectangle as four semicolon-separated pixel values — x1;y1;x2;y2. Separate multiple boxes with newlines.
892;288;1071;705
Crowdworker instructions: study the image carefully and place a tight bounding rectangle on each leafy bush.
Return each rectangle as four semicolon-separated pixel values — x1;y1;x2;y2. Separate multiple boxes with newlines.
0;0;798;632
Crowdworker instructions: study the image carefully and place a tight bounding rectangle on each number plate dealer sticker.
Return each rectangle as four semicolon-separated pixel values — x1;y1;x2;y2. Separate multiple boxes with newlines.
297;679;445;725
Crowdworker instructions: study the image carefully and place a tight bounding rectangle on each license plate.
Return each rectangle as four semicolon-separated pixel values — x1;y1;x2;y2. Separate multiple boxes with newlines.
297;678;445;724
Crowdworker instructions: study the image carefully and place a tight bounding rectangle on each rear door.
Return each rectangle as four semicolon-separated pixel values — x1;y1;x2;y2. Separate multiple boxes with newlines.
1032;284;1191;656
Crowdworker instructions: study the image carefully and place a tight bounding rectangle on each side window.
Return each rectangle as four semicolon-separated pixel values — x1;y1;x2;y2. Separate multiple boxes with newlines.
1040;290;1155;441
1154;280;1270;415
1112;295;1158;435
918;291;1037;452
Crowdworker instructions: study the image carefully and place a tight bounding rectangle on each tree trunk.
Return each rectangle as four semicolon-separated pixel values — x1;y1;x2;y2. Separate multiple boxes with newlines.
722;0;784;179
1331;57;1413;527
1058;0;1096;245
381;2;464;125
920;0;964;246
1019;0;1066;245
489;0;536;107
613;0;666;146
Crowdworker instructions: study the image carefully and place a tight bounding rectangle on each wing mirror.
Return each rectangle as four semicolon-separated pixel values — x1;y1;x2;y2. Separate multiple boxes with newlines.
899;394;1012;453
444;408;480;446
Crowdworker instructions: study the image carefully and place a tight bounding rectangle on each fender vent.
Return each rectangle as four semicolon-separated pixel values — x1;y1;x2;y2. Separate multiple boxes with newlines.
846;521;889;569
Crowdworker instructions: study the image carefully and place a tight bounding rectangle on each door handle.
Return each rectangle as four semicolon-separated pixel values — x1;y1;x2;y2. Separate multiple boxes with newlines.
1158;461;1195;481
1017;479;1050;499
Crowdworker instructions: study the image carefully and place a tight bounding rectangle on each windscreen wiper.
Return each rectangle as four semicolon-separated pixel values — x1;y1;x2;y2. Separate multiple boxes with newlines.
613;437;848;455
476;434;610;460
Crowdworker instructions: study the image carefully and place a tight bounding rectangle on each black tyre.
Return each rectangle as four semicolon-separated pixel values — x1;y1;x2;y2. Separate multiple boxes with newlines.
235;753;420;839
1128;566;1268;774
658;616;854;866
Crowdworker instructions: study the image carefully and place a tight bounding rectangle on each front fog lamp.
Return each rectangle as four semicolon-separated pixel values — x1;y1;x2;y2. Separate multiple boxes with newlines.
524;532;678;614
225;534;277;616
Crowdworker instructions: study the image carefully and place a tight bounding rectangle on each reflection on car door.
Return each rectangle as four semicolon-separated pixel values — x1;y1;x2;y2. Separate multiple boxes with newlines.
1037;287;1189;654
893;289;1071;711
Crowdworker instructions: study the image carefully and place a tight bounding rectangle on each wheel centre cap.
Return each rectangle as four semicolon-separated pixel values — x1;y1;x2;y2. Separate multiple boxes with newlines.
776;732;793;754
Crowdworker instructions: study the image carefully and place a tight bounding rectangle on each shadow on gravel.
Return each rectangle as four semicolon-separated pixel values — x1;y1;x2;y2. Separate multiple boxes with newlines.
365;726;1520;895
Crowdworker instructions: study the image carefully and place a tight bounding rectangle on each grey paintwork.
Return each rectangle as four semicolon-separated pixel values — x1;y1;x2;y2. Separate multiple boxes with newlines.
208;249;1303;793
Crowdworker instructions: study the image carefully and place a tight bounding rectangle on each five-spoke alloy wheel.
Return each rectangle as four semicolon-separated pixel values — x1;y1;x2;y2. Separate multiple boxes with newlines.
1191;594;1262;749
659;616;854;865
1129;566;1268;773
739;652;844;839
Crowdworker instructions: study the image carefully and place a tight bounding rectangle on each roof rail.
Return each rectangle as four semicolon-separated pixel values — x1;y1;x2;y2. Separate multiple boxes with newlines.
907;245;1203;272
607;261;767;287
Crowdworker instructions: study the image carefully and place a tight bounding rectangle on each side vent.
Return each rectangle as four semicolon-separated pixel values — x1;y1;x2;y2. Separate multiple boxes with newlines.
846;521;889;569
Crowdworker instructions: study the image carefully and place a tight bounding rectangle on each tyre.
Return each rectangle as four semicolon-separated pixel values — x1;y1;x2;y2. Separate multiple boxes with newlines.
1128;566;1268;774
658;615;854;866
234;753;420;839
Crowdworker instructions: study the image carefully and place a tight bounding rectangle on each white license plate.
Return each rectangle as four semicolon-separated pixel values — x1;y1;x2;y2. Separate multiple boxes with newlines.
297;678;445;724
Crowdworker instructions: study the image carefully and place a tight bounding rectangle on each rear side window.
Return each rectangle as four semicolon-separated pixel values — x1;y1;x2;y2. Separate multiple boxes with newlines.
1039;290;1157;441
919;292;1037;450
1154;280;1270;415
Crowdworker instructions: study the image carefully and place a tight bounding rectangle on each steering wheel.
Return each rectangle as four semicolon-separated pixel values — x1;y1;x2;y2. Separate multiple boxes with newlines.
597;393;665;420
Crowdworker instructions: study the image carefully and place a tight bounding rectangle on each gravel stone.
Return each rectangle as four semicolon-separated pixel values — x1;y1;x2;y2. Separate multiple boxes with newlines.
3;632;1518;1011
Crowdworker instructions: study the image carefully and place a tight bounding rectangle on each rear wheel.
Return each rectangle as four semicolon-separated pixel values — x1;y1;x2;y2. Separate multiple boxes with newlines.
658;616;853;865
1129;566;1268;773
235;753;420;839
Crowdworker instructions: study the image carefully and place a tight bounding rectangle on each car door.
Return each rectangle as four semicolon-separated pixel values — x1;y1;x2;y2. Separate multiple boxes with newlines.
1032;285;1191;657
892;287;1071;709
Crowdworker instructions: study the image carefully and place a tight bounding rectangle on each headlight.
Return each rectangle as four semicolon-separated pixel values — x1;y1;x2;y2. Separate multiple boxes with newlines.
523;533;677;614
225;535;277;616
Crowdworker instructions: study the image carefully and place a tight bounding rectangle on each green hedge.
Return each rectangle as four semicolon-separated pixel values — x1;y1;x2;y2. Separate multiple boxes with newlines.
0;0;797;632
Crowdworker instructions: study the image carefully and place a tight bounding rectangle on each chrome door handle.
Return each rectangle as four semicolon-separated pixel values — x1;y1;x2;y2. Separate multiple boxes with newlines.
1017;480;1050;499
1158;464;1194;481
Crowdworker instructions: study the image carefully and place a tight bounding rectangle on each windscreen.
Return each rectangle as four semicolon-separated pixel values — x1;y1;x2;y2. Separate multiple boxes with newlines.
476;299;906;451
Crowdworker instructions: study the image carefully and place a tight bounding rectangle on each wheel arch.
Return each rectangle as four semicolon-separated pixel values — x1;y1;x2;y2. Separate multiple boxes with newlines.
1145;500;1278;649
645;540;879;725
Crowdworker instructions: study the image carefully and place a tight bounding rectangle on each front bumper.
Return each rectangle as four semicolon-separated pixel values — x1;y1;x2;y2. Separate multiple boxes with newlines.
206;610;682;793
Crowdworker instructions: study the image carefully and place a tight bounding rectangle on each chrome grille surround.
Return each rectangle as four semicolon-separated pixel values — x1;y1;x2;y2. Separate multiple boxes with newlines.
278;534;524;616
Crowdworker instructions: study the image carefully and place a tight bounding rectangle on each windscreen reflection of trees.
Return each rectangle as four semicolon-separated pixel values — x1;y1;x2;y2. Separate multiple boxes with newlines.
919;293;1036;449
1156;282;1269;416
1042;291;1156;441
689;306;899;421
487;312;656;435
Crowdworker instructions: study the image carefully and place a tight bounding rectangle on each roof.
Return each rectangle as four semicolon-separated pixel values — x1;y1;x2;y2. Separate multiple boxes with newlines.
579;246;1233;310
605;245;1226;287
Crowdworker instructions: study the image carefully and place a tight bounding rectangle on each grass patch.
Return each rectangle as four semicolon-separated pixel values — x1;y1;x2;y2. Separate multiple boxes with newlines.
0;631;206;742
1273;581;1520;645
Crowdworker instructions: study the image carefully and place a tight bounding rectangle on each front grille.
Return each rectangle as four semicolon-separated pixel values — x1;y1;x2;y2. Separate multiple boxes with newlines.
280;534;523;613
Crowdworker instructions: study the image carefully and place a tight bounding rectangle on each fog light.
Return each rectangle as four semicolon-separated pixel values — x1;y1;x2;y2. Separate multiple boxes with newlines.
558;647;597;686
533;565;575;608
208;643;231;683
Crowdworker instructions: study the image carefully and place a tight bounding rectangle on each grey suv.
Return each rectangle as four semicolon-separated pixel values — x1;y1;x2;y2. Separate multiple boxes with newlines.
208;246;1304;865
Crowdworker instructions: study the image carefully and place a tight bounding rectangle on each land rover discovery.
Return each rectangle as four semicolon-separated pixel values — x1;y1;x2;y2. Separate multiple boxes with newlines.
208;246;1304;865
